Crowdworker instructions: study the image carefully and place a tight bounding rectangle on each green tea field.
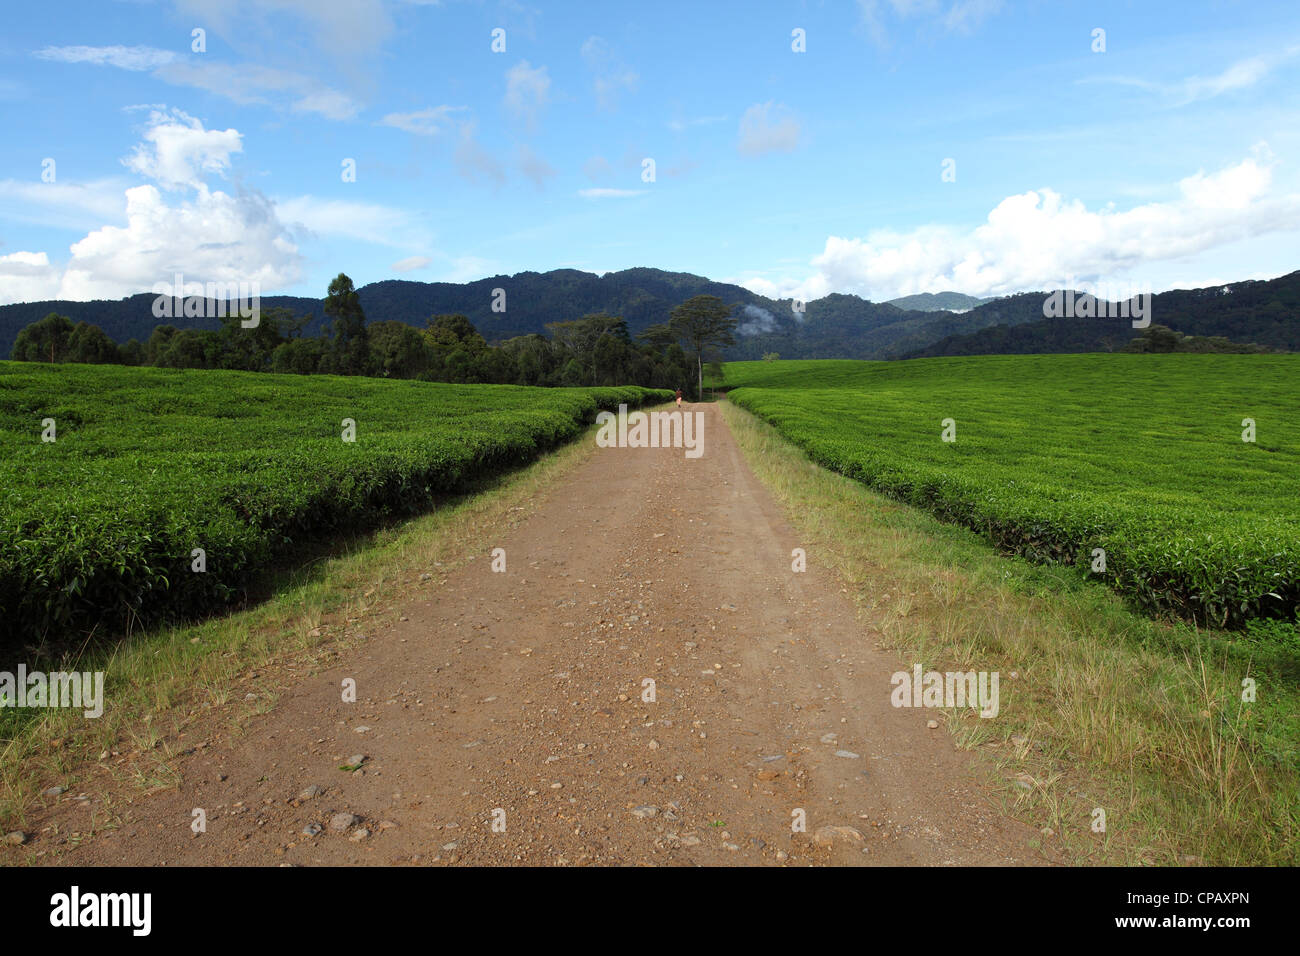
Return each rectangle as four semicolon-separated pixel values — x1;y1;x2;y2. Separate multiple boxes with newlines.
0;362;669;643
725;354;1300;627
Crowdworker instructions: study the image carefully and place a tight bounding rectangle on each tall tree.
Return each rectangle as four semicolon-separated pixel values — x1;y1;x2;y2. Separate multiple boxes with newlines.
593;332;632;386
145;325;179;365
424;313;487;353
66;321;120;364
637;323;677;349
10;312;74;362
668;295;737;400
369;320;432;377
545;313;627;384
325;273;370;375
119;338;145;366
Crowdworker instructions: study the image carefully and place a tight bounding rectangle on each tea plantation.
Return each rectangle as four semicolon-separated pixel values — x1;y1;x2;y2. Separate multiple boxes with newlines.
725;354;1300;627
0;362;669;643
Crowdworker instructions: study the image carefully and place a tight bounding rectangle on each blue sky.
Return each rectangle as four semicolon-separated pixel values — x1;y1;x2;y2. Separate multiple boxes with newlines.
1;0;1298;306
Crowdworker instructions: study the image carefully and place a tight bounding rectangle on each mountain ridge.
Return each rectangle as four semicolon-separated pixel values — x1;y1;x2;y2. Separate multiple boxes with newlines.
3;267;1296;361
884;291;992;312
0;268;1007;360
901;272;1300;357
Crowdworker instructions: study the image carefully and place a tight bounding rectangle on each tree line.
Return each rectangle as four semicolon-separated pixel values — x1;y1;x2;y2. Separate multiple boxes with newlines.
1119;324;1272;353
8;273;740;396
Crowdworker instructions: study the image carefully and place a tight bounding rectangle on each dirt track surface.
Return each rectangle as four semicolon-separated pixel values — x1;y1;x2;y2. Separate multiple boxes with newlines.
22;403;1050;866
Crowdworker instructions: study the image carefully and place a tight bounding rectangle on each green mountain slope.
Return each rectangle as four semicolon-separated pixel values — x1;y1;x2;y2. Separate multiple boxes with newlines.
903;272;1300;357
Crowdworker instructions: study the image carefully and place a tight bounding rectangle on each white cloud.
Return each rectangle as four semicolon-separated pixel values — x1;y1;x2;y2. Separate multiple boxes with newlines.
379;109;517;188
856;0;1002;45
291;89;362;121
0;252;62;304
0;178;128;230
943;0;1003;33
57;182;300;301
495;0;541;42
377;105;465;135
0;110;303;305
1181;56;1273;101
35;45;178;71
736;304;777;336
155;61;360;120
36;44;361;121
581;36;638;110
578;188;644;199
504;60;550;130
123;108;242;190
738;102;801;156
438;256;496;283
170;0;393;64
276;195;433;250
737;151;1300;302
0;106;467;305
1085;50;1298;107
392;255;432;273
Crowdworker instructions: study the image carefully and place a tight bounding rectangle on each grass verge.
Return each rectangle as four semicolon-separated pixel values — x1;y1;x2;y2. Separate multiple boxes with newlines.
720;399;1299;866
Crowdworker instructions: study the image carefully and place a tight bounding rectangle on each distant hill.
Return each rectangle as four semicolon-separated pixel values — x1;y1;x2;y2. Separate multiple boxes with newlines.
902;271;1300;358
884;291;991;312
4;267;1296;362
0;293;326;355
0;268;1029;361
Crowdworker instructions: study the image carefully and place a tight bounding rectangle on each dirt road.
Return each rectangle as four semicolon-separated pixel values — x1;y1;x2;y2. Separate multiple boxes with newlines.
26;403;1049;866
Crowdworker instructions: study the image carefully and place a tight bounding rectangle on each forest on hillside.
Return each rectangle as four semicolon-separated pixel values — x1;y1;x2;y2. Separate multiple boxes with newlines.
4;274;752;397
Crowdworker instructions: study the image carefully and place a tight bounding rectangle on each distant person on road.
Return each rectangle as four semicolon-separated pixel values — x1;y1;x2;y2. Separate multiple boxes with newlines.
675;388;683;409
